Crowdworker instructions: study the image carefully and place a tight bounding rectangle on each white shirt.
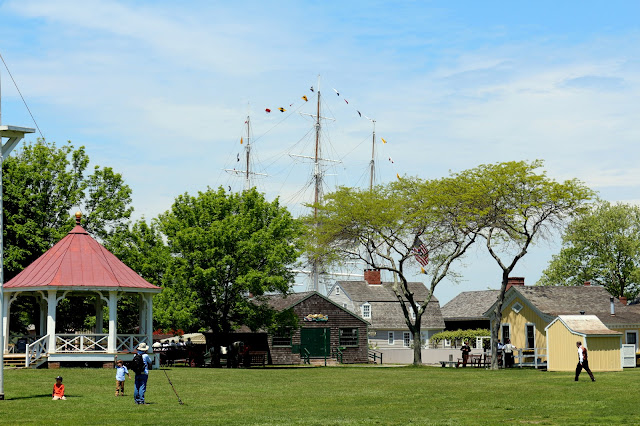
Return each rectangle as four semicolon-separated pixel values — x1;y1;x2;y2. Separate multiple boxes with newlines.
578;346;584;363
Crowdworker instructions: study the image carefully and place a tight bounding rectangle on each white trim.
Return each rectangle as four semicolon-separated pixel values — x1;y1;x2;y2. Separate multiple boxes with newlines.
625;330;639;352
512;302;523;313
403;331;411;347
525;323;536;349
361;302;371;319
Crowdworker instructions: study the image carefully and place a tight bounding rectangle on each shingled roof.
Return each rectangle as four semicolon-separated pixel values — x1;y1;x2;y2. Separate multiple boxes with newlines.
334;280;445;329
4;219;160;292
551;315;622;336
441;290;500;321
489;285;640;325
260;291;369;324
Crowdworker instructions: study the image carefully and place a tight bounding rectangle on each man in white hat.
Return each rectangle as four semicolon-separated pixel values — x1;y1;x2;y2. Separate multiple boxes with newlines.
133;342;152;405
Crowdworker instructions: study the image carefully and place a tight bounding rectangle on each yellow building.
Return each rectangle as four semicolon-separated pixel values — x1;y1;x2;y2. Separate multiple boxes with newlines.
484;279;640;370
545;315;622;372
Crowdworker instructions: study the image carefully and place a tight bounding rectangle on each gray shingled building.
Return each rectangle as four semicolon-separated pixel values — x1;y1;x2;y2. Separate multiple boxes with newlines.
441;290;499;331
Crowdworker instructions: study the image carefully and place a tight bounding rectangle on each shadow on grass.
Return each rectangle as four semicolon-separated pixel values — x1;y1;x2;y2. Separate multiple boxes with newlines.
6;393;71;400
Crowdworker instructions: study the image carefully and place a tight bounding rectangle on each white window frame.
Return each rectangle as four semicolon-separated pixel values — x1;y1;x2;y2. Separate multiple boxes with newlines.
443;338;451;348
361;303;371;319
512;302;523;313
388;331;394;345
403;332;411;347
335;286;340;295
525;323;536;350
501;323;511;343
626;330;639;352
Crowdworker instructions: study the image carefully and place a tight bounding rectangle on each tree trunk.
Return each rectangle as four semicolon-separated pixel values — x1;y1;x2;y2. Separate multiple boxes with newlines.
490;270;510;370
413;328;422;366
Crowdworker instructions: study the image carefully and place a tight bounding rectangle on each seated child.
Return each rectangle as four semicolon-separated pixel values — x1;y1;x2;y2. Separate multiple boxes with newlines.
114;356;131;396
52;376;66;400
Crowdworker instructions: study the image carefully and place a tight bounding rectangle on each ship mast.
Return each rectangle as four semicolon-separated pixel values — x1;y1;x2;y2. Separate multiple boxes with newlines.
224;115;266;190
369;119;376;190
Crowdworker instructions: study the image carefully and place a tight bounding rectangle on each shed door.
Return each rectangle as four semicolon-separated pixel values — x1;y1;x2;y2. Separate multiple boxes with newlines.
301;328;330;357
622;344;636;368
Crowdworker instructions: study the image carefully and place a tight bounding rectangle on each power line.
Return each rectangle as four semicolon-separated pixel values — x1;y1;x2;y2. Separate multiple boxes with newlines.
0;52;45;139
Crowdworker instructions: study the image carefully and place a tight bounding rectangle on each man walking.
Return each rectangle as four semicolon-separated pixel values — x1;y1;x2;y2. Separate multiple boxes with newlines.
460;341;471;367
575;341;595;382
503;339;516;368
133;342;153;404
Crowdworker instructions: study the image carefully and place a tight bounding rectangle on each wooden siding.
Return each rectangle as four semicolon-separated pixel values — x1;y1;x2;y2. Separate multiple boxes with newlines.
547;319;622;372
500;297;549;350
547;319;582;371
268;294;368;365
585;336;622;371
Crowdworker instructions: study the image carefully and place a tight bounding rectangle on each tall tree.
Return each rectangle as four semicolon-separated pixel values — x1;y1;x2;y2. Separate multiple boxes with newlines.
537;201;640;299
3;139;133;279
157;187;303;341
454;160;594;369
309;176;481;365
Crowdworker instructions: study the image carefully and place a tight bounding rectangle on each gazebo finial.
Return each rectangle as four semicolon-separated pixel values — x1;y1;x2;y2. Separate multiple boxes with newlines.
75;211;82;225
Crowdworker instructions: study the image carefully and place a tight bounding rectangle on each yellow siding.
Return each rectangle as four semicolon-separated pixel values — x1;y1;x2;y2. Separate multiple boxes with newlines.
609;325;640;346
500;297;549;351
586;336;622;371
547;320;582;371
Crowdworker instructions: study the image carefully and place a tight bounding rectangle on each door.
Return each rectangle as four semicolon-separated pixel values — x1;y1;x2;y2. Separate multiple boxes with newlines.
300;328;330;357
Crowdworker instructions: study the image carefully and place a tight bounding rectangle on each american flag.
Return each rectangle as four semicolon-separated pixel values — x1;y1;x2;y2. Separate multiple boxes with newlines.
412;237;429;266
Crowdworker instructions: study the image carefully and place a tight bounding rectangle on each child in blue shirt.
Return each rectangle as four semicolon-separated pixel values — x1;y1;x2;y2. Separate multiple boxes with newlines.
114;356;131;396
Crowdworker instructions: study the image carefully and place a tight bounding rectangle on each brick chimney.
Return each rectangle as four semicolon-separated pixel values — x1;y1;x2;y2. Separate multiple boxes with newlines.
620;296;628;306
364;269;381;285
584;281;591;286
506;277;525;292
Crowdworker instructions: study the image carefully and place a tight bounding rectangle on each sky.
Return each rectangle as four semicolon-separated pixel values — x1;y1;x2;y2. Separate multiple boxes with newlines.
0;0;638;305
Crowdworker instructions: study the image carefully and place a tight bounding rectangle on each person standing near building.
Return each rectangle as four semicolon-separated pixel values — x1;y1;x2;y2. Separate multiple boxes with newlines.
503;339;516;368
497;339;505;368
575;341;595;382
460;341;471;367
133;342;153;404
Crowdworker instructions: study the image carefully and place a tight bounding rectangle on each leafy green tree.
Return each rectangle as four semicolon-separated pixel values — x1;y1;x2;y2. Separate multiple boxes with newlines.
453;160;594;369
309;176;482;365
538;201;640;299
156;187;303;346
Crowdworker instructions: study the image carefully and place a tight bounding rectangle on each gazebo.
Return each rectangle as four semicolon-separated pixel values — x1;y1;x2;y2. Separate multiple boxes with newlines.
1;212;162;368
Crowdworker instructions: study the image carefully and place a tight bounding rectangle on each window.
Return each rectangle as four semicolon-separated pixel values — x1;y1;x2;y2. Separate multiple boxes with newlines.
526;324;535;349
403;332;411;347
421;332;429;348
272;330;292;347
388;332;394;345
512;302;523;313
626;331;638;351
361;303;371;319
339;328;358;346
335;286;340;295
501;324;510;343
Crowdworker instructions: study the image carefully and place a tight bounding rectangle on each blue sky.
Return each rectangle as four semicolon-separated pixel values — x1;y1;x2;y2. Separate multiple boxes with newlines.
1;0;639;304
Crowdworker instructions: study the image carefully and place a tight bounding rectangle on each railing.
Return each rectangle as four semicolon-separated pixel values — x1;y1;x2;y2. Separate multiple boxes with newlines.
368;349;383;364
302;348;311;365
515;347;547;368
116;334;148;352
332;347;344;364
56;334;109;352
7;334;44;353
25;334;49;367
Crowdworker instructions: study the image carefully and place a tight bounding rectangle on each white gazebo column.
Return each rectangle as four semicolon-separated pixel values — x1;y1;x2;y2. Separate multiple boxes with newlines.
107;291;118;353
145;293;153;347
138;295;146;336
46;290;57;353
1;292;9;353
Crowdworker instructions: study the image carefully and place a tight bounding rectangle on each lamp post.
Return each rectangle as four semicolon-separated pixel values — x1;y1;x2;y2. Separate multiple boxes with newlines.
0;125;34;400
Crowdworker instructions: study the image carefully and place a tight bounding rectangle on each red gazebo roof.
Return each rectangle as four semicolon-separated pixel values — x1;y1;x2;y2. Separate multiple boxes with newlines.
4;221;161;292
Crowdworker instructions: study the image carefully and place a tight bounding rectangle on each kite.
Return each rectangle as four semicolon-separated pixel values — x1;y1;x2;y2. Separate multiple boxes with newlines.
279;107;286;112
228;186;231;192
310;86;314;92
397;173;401;180
237;153;240;162
381;137;387;144
333;88;340;96
265;108;271;113
240;137;243;145
357;110;361;117
302;95;308;102
344;99;348;104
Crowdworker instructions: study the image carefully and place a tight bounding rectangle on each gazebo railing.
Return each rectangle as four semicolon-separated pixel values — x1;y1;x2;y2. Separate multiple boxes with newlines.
117;334;149;352
25;334;49;367
56;334;109;352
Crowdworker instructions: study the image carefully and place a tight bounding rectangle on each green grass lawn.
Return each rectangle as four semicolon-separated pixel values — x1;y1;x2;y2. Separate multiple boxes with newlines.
1;365;639;425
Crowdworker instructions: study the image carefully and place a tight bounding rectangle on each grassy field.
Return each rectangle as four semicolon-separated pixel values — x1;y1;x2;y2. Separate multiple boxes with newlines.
1;365;639;425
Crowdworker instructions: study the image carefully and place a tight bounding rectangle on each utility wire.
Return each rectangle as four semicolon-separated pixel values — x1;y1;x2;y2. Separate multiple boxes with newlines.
0;51;44;139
